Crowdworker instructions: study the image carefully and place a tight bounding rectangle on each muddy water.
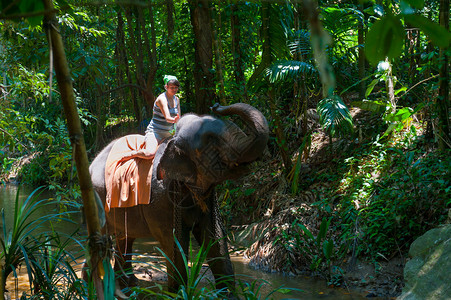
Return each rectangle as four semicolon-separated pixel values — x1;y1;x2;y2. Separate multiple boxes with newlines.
1;184;367;299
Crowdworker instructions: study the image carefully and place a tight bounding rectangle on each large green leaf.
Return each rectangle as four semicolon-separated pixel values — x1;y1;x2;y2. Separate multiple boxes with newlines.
365;15;405;65
404;14;451;48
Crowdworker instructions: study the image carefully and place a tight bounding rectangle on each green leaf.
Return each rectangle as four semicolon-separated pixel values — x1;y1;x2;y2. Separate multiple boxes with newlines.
244;188;256;196
365;15;405;65
404;15;451;48
394;87;407;96
278;288;293;294
352;100;388;114
298;223;315;241
384;107;413;122
317;217;331;243
323;239;334;260
365;78;380;98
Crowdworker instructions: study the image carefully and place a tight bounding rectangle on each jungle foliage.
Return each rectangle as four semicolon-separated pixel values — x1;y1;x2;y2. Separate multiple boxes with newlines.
0;0;450;298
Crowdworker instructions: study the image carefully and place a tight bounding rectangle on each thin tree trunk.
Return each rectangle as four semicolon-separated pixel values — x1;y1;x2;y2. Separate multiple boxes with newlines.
386;58;396;112
358;3;365;99
125;8;143;124
42;0;108;298
212;3;226;105
166;0;175;38
230;2;248;102
139;5;156;115
189;0;215;114
115;9;128;112
269;88;293;171
248;2;271;84
292;0;308;135
254;2;292;171
437;0;450;149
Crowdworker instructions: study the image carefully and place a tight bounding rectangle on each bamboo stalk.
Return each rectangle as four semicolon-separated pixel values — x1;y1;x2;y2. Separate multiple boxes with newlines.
41;0;107;298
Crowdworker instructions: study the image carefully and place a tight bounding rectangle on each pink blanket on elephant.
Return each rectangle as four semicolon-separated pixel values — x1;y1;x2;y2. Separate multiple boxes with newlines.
104;134;157;213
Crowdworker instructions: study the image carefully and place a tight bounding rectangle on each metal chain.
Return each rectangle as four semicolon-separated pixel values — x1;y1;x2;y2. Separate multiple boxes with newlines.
172;180;183;279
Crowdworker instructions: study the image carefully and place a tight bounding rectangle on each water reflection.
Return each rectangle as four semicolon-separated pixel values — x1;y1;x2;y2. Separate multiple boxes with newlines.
0;184;85;299
0;184;82;235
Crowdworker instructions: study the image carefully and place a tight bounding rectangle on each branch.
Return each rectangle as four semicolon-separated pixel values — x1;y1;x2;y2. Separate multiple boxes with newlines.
399;74;439;98
0;7;68;21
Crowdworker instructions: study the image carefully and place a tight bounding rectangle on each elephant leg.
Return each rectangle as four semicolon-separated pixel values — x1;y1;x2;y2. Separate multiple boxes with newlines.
114;236;138;287
192;211;235;291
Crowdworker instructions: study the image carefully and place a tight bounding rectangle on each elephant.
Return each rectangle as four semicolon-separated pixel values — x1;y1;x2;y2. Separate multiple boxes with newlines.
89;103;269;292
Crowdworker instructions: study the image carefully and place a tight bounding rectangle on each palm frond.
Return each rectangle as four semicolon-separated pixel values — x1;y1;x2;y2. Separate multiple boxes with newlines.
266;60;317;84
268;3;291;60
321;7;363;39
288;29;312;57
317;95;354;137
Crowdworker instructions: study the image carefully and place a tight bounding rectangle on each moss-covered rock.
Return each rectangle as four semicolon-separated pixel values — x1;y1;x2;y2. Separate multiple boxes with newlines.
399;225;451;300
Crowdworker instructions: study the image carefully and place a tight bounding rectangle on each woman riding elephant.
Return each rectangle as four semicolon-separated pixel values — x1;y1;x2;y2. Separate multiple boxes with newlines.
145;75;181;151
89;102;269;294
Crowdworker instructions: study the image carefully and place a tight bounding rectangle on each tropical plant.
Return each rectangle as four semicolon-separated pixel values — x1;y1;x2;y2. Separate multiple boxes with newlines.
234;277;297;300
276;216;347;283
317;95;354;139
0;187;84;299
26;231;86;299
131;237;228;299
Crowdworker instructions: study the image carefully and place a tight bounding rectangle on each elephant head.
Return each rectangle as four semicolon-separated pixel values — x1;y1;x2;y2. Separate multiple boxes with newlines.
157;103;269;191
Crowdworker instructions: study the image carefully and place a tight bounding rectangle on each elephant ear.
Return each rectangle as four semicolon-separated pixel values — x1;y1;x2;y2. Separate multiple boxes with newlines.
157;139;197;184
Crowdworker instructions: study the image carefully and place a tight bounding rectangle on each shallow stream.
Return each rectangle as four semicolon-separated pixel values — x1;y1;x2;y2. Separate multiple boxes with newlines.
1;184;367;299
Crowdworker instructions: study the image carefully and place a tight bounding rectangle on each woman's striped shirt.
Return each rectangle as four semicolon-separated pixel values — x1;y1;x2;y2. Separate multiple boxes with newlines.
146;93;179;135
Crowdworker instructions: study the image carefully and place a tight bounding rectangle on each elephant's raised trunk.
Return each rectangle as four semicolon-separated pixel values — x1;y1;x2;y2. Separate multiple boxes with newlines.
212;103;269;163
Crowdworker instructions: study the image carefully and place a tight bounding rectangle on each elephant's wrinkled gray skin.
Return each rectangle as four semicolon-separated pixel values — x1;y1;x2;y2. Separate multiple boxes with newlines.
89;103;269;292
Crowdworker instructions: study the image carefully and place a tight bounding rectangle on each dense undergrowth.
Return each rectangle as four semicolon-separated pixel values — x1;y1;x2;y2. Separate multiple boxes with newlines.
219;112;450;291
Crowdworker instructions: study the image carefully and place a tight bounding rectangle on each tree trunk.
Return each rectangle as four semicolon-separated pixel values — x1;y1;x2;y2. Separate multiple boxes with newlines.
358;3;365;99
115;9;129;115
386;58;396;112
248;2;271;84
166;0;175;39
269;88;293;171
139;5;157;116
189;0;215;114
212;3;226;105
251;2;292;171
230;2;248;102
144;2;158;113
437;0;450;149
42;0;108;298
125;7;144;124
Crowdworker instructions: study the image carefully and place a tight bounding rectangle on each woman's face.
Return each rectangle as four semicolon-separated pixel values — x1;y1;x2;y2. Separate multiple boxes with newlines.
166;84;179;96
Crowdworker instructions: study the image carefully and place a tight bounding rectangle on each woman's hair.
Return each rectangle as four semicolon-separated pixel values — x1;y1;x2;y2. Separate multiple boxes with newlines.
166;79;180;87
